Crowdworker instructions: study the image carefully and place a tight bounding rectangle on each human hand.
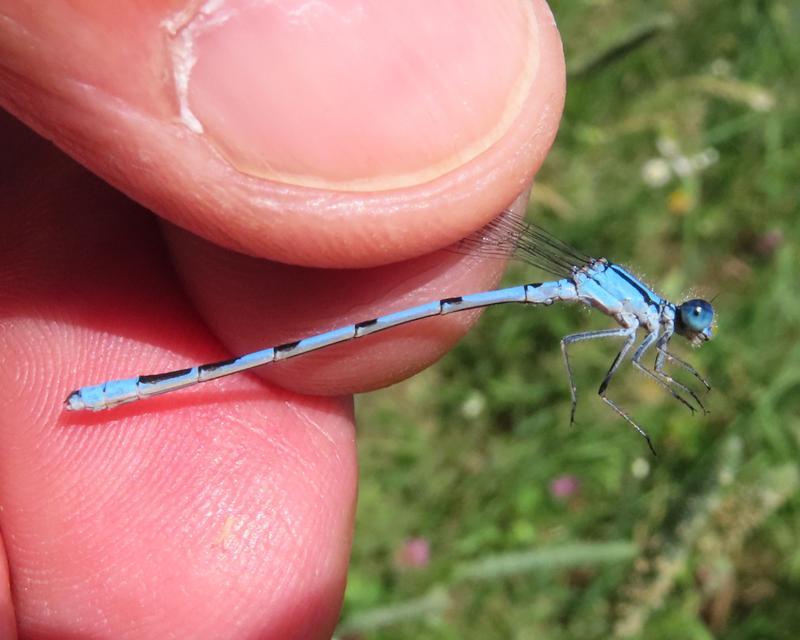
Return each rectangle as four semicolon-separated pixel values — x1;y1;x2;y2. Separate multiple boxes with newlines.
0;1;564;637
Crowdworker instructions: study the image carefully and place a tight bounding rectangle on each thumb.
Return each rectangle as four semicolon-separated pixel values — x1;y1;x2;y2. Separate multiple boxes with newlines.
0;0;565;267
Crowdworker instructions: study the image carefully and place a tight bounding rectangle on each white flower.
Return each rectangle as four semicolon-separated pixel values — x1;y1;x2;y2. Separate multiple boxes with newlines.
642;158;672;187
631;457;650;479
642;139;720;187
461;391;486;419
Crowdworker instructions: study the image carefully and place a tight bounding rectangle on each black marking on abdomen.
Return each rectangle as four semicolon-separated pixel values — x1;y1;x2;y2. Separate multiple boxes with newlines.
139;367;194;385
524;283;544;297
440;296;463;306
198;357;239;375
275;340;301;354
355;318;378;330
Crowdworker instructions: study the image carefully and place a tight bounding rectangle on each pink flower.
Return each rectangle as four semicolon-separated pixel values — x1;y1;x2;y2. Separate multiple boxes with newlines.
395;537;431;569
550;474;580;500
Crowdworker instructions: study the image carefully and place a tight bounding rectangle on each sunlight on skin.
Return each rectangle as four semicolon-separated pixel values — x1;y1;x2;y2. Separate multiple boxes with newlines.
0;1;565;637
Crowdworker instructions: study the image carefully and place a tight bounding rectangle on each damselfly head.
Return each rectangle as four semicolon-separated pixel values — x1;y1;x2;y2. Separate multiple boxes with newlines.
676;299;714;346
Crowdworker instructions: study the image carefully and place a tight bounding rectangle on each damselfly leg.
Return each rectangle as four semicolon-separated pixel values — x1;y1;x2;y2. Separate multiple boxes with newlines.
594;328;659;455
631;331;705;414
655;344;712;391
560;327;636;426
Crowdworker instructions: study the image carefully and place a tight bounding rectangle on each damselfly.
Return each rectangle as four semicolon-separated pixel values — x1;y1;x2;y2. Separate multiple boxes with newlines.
65;213;714;454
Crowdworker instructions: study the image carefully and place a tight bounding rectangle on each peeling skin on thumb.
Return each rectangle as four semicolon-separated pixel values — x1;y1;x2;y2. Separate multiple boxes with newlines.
162;0;238;134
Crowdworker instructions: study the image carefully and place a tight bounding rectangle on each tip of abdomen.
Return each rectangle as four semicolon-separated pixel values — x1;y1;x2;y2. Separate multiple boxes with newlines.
63;377;142;412
64;390;86;411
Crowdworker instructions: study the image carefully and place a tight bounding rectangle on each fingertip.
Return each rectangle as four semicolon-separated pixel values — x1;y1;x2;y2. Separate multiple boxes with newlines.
166;217;512;396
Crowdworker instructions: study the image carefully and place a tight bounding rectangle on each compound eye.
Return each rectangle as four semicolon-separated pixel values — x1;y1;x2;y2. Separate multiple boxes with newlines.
680;299;714;332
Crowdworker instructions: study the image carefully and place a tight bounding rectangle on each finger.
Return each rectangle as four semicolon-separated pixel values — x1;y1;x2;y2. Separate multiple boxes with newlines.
0;111;355;639
165;187;528;396
0;0;565;267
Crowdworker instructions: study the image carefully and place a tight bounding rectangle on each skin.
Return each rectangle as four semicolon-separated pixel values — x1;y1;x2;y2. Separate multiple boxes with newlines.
0;1;565;638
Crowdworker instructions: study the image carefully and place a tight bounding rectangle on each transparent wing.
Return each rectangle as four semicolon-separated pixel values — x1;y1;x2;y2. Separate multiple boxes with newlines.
454;211;594;279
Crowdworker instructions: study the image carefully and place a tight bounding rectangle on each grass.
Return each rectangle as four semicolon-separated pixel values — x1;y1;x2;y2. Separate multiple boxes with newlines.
338;1;800;637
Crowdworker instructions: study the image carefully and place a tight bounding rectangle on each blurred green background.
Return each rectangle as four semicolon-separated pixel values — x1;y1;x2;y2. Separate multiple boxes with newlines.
338;1;799;638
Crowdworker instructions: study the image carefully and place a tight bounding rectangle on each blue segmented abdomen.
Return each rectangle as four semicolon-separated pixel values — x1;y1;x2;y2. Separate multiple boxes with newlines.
66;282;578;411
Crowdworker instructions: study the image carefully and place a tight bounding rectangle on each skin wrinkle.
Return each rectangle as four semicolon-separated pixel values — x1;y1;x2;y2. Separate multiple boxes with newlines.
284;401;345;467
203;408;339;525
